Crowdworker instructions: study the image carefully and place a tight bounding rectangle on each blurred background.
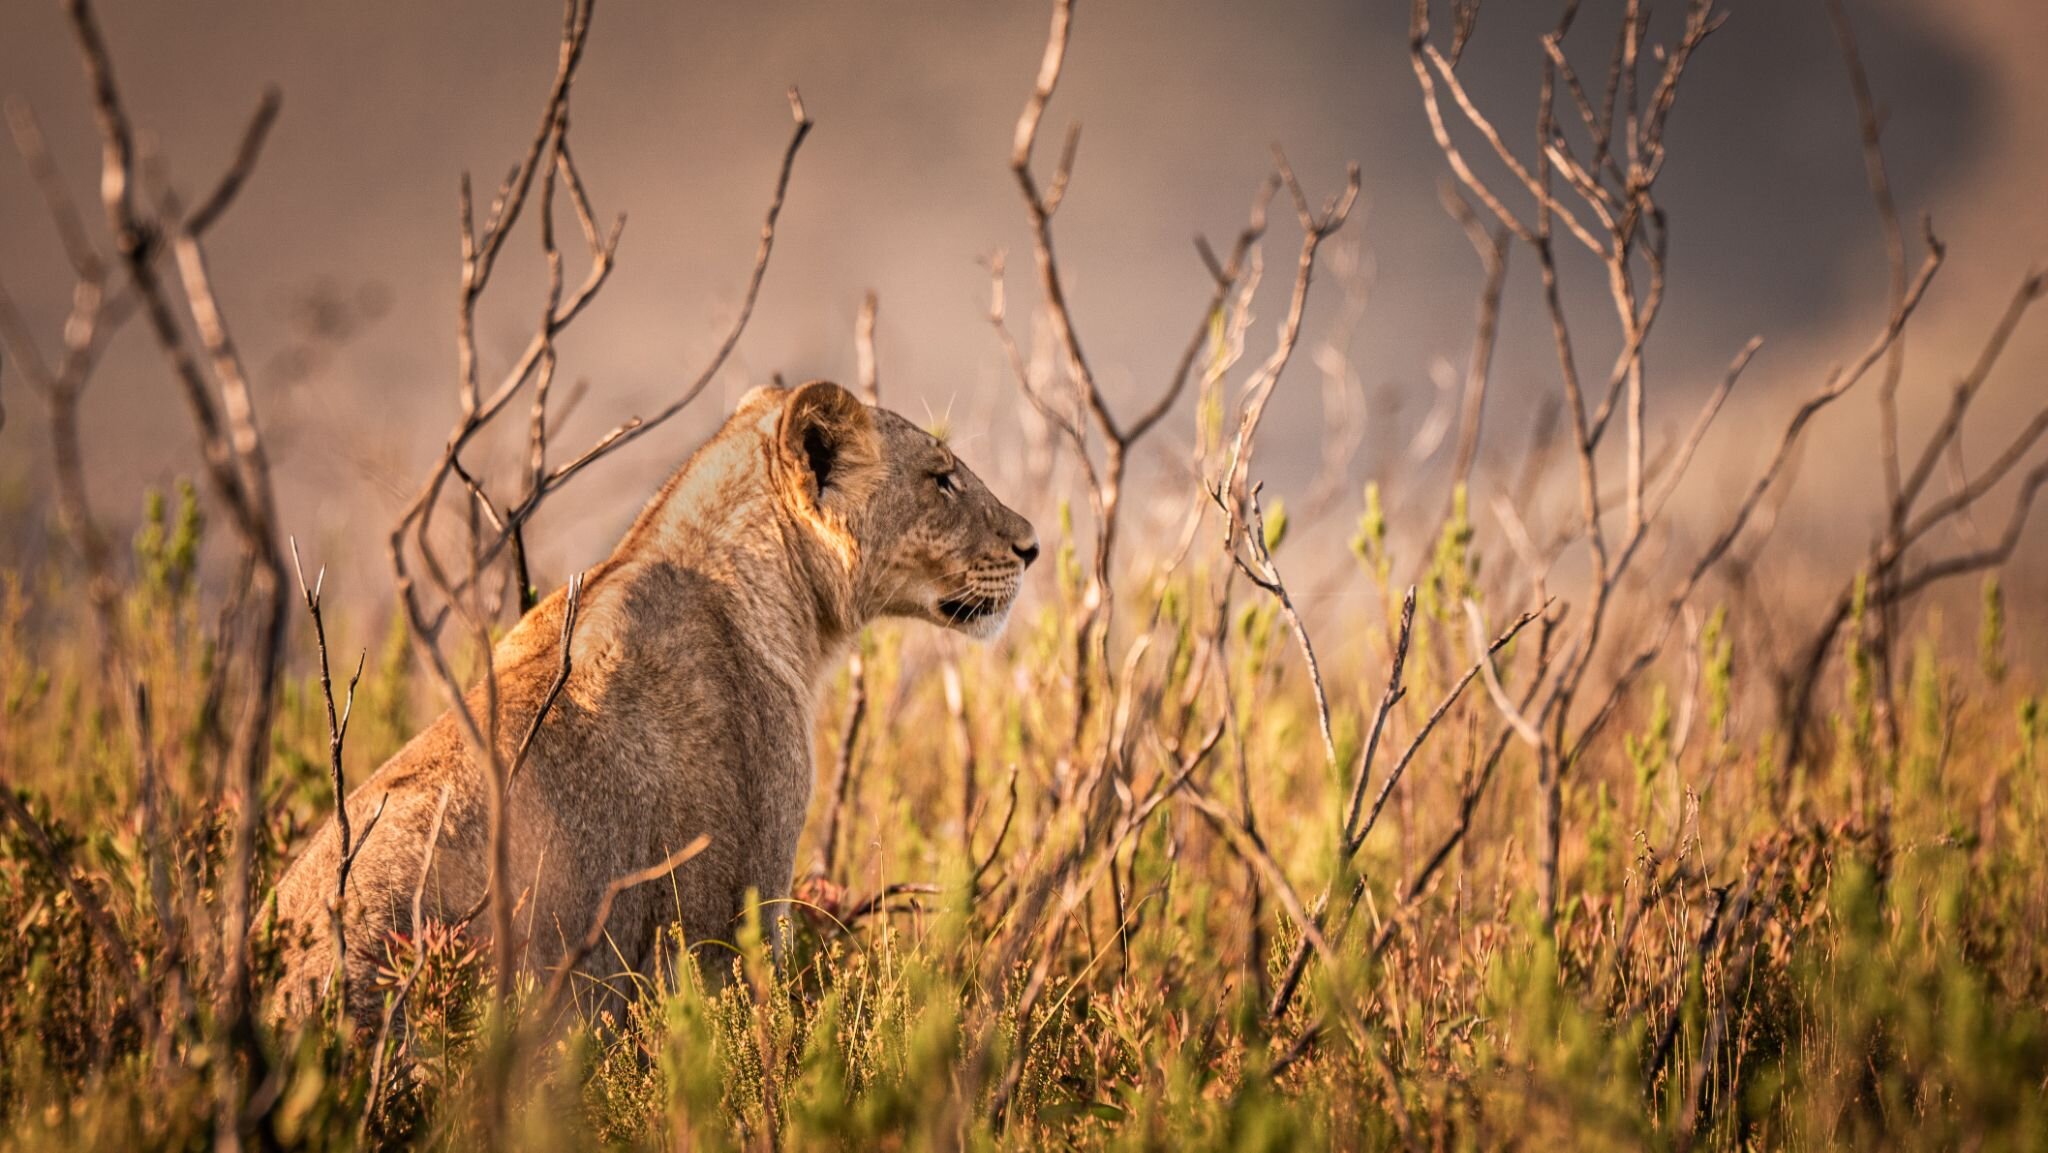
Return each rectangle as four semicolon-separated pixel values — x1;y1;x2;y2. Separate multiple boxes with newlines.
1;0;2042;605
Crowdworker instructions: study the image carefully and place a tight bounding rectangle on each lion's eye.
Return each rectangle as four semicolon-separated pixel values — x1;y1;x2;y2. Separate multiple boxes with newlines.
933;470;959;495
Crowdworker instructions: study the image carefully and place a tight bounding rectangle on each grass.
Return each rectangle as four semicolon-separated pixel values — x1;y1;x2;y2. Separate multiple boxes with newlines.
1;474;2044;1151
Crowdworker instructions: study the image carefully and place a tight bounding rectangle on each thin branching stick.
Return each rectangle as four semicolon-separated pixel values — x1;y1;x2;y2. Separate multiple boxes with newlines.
448;571;586;934
1179;785;1417;1147
290;540;372;1035
361;784;453;1144
1268;599;1540;1022
820;644;868;877
537;835;712;1024
61;4;291;1134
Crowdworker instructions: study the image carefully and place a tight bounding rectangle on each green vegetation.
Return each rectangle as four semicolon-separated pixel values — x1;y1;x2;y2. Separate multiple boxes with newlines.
2;479;2044;1151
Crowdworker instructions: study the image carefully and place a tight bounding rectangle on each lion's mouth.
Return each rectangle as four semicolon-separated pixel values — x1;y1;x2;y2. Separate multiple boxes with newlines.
937;593;1011;626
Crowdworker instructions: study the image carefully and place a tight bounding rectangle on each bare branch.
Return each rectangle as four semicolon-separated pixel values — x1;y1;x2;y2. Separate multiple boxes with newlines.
63;7;290;1114
580;87;810;452
1268;597;1542;1022
449;570;587;934
819;644;869;877
1126;177;1276;445
361;784;453;1143
539;834;712;1021
186;88;282;238
854;289;880;404
1574;236;1944;758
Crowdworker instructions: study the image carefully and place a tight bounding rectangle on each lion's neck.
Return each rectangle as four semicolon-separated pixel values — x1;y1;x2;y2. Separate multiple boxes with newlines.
605;443;859;695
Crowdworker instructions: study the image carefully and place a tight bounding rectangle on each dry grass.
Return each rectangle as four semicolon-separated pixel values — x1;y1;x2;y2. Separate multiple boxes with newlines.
0;483;2044;1150
3;0;2047;1149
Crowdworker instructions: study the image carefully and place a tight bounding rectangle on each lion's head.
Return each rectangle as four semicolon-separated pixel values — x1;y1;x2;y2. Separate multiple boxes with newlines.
760;379;1038;640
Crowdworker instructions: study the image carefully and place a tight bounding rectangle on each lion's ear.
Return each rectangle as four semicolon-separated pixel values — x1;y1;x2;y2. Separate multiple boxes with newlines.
776;380;881;514
733;383;786;421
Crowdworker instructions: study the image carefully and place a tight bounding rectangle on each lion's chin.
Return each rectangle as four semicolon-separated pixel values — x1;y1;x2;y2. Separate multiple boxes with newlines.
936;593;1015;641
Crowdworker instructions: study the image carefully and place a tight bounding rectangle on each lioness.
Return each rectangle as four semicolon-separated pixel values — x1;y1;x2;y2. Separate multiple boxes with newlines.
271;380;1036;1024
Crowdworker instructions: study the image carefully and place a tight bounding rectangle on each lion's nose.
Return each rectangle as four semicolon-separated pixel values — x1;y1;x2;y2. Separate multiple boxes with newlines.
1013;535;1040;568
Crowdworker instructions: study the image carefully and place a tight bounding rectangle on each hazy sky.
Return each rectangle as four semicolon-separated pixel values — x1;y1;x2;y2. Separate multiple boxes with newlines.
1;0;2042;594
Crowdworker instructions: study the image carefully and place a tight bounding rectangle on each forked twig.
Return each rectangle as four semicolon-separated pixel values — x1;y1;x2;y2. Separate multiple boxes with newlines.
361;784;453;1143
537;834;712;1022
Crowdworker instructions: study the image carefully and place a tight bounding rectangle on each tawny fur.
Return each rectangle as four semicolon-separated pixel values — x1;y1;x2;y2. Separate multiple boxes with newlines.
268;381;1036;1026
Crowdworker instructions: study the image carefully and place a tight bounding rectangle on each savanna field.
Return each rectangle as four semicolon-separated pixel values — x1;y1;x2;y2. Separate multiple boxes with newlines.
4;0;2048;1149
